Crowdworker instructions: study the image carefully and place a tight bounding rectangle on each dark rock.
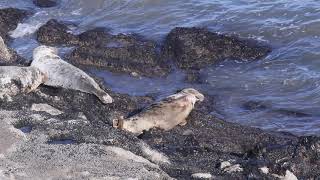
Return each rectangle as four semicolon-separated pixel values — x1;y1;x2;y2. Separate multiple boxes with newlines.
77;27;112;46
33;0;57;8
78;28;155;47
243;135;320;179
141;109;294;179
68;44;170;77
35;22;170;77
0;9;30;65
184;70;202;83
36;19;78;46
0;8;29;42
140;99;319;179
164;27;271;70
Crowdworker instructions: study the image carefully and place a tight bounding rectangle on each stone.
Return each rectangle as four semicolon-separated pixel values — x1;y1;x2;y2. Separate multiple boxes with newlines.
164;27;271;70
31;103;63;116
0;8;29;41
68;41;170;77
36;19;78;46
33;0;57;8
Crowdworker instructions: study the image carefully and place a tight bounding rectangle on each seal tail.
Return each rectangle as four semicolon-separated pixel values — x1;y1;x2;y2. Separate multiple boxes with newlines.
113;116;124;129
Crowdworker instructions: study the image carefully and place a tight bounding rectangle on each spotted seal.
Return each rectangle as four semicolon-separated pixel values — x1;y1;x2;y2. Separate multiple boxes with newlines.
113;88;204;135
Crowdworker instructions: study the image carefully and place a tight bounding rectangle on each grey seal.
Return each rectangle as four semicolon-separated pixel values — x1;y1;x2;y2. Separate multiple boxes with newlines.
32;45;113;104
113;88;204;135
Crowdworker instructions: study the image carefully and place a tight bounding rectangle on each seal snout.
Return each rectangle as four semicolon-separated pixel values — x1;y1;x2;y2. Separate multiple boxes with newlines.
181;88;204;102
195;93;205;102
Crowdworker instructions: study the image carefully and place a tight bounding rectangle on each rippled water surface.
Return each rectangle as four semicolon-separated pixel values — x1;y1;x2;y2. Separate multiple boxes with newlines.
2;0;320;135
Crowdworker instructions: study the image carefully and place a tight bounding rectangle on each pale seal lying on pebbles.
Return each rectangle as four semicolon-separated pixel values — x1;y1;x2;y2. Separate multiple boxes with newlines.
0;66;47;100
32;45;113;104
113;88;204;135
0;36;12;62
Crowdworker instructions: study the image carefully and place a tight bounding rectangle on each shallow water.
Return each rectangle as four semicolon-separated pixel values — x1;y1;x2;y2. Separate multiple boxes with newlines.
2;0;320;135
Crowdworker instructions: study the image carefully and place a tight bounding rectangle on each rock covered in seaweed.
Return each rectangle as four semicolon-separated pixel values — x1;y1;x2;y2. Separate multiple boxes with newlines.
33;0;58;8
164;27;271;70
36;20;171;77
36;19;78;46
0;8;29;42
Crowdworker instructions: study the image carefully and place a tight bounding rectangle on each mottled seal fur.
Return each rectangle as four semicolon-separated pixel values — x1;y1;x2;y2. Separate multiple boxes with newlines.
113;88;204;135
31;45;113;104
0;66;47;99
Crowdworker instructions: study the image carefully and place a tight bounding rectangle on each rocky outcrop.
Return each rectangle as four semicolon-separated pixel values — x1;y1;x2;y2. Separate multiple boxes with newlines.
141;109;319;179
0;8;29;42
0;8;29;64
36;22;272;78
36;21;171;77
68;43;170;77
36;19;78;46
164;27;271;70
33;0;58;8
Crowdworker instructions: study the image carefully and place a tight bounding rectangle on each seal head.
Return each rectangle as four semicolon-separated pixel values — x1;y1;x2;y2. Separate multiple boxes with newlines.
180;88;205;102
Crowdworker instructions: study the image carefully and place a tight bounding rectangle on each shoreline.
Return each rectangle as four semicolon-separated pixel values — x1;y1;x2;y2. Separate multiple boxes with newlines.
0;5;319;179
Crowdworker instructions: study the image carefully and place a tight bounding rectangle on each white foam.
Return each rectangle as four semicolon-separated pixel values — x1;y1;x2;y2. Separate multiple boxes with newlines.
9;22;43;38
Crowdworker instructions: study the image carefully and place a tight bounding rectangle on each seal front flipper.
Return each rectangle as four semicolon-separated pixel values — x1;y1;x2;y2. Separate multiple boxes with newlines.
179;120;187;126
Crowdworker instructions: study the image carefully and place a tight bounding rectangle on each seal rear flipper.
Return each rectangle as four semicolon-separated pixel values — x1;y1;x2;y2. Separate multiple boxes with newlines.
113;116;124;129
96;90;113;104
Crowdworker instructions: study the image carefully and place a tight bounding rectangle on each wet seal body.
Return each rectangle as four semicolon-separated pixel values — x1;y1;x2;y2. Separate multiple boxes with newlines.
0;66;47;99
32;45;113;104
113;88;204;135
